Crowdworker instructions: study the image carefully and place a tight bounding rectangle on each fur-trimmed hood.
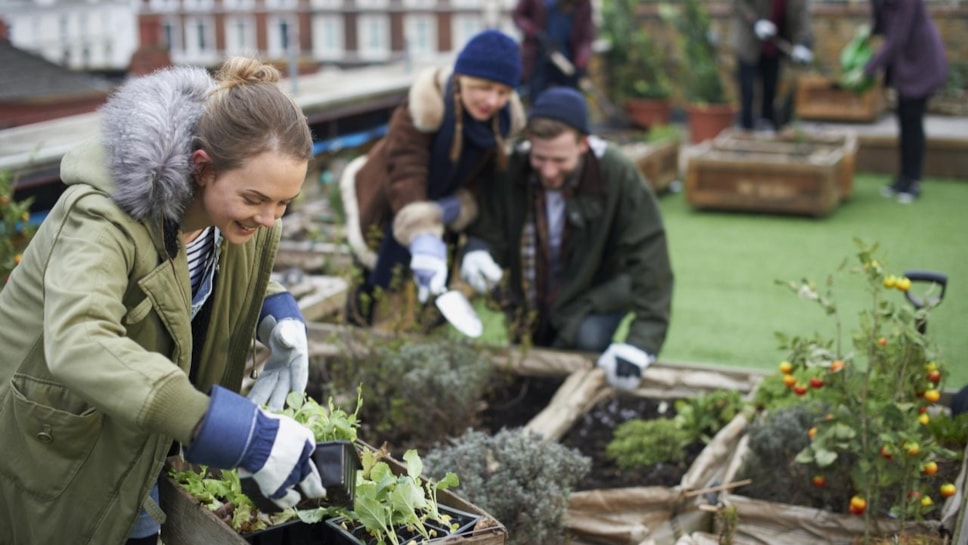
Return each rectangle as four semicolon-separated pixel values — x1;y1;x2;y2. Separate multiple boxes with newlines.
62;65;215;224
407;66;526;135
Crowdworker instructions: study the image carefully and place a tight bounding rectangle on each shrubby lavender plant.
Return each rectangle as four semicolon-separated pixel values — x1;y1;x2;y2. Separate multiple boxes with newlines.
423;428;590;545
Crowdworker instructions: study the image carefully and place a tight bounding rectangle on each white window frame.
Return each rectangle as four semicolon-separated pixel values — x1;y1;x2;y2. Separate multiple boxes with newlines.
404;14;436;59
356;14;390;60
311;14;344;60
267;14;299;58
184;15;215;56
224;14;257;56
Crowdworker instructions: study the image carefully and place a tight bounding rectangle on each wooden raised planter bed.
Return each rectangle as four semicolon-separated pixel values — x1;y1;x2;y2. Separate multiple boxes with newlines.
620;138;681;194
795;73;886;123
856;133;968;180
684;140;846;217
711;128;858;201
159;450;508;545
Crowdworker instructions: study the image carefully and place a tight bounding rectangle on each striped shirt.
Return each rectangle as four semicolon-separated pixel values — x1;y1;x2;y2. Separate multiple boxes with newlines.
186;227;214;297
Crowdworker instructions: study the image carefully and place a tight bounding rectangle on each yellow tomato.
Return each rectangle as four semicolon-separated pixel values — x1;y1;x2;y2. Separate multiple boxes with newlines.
905;442;921;456
940;483;957;498
829;360;845;373
921;495;934;507
779;361;793;374
919;413;930;426
896;277;912;291
782;375;797;388
883;275;897;288
808;427;818;440
924;389;942;403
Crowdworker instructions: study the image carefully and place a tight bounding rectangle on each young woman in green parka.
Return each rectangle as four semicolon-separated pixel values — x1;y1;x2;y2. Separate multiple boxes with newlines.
0;58;326;544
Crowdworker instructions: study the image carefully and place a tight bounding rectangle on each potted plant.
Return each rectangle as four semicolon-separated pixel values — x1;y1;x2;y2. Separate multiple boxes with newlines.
599;0;672;129
666;0;735;143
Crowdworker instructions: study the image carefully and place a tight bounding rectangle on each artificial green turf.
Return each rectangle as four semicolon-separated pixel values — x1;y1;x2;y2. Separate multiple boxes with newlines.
455;171;966;389
657;173;968;388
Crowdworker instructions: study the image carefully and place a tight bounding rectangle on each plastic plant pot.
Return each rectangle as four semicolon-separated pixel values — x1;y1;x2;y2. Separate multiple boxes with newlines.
241;440;362;514
322;504;482;545
311;440;362;507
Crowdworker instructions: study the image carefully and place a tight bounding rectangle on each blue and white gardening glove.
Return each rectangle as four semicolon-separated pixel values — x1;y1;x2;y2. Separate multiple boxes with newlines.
250;292;308;411
596;343;654;391
185;386;326;509
409;234;448;304
791;45;814;65
754;19;777;40
460;250;503;295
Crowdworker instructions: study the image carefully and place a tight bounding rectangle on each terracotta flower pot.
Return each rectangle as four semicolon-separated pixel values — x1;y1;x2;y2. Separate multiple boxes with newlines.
624;98;672;130
686;103;736;144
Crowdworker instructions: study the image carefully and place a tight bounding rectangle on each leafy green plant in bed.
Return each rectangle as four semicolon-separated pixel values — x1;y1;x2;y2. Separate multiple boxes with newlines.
607;389;749;470
336;446;460;545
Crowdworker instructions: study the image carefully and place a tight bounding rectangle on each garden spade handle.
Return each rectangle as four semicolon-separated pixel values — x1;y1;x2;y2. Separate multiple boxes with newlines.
903;270;947;310
902;269;947;336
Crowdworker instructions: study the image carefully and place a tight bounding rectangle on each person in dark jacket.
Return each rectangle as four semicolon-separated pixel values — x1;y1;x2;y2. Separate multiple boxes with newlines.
731;0;813;131
0;58;323;545
865;0;948;203
461;87;673;391
512;0;595;102
340;29;526;325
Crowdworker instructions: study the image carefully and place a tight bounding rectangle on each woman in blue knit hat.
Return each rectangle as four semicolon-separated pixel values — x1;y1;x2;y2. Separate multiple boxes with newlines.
340;29;525;326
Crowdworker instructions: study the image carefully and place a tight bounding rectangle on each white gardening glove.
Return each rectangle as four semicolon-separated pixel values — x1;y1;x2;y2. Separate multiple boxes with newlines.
409;234;448;303
791;45;814;65
186;386;326;510
460;250;503;295
250;318;309;411
596;342;654;391
754;19;777;40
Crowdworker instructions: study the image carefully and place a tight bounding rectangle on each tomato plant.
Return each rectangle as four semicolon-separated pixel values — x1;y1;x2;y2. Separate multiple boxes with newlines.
763;240;960;539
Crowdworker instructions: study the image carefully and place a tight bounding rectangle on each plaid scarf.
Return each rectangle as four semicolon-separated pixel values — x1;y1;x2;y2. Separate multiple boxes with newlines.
520;162;582;339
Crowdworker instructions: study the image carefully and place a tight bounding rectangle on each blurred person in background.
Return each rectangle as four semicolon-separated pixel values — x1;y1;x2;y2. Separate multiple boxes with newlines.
865;0;948;204
512;0;595;102
731;0;814;131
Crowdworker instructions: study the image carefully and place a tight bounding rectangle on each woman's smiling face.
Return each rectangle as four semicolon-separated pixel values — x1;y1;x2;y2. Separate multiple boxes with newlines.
459;76;513;122
194;149;307;244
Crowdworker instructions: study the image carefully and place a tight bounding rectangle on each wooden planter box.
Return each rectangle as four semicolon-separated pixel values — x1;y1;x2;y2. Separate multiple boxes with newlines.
683;140;845;217
159;450;507;545
856;133;968;180
795;74;886;123
711;128;858;201
620;138;681;194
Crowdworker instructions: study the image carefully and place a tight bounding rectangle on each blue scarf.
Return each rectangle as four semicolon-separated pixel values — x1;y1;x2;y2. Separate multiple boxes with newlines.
427;76;513;199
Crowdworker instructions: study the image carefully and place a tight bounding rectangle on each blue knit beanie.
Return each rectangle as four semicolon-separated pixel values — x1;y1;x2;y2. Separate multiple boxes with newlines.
454;30;522;88
529;87;590;134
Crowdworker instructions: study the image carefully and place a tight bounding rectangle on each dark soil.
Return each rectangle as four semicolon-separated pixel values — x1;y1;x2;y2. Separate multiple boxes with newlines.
560;393;704;491
479;376;705;491
480;373;566;433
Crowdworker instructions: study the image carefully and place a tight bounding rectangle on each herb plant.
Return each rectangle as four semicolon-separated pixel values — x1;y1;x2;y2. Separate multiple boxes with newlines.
423;428;590;545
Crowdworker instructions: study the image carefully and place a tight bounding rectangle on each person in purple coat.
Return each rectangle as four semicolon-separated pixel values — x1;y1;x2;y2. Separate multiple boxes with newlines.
512;0;594;102
864;0;948;203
